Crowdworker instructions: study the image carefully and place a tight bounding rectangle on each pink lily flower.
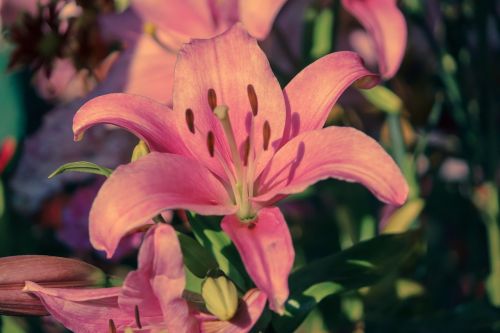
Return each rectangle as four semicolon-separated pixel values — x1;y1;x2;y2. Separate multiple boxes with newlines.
73;24;408;313
99;0;287;103
25;223;267;333
342;0;407;79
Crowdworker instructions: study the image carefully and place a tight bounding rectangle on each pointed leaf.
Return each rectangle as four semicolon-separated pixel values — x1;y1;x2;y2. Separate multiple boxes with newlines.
48;161;113;178
273;230;421;331
177;232;219;278
189;216;248;290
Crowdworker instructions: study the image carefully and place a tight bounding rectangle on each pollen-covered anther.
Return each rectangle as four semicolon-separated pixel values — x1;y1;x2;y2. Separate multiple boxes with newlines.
247;84;258;116
263;121;271;151
108;319;117;333
185;108;195;134
207;131;215;157
134;305;142;329
208;88;217;110
243;136;251;166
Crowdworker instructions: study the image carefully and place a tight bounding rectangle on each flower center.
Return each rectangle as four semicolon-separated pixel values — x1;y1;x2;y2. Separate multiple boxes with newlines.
184;85;273;221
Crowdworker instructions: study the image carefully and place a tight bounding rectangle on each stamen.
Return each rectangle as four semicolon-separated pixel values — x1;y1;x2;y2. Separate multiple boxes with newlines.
263;121;271;151
247;84;258;116
207;131;215;157
143;22;176;53
208;88;217;110
185;108;195;134
214;105;243;173
134;305;142;329
242;136;251;166
108;319;116;333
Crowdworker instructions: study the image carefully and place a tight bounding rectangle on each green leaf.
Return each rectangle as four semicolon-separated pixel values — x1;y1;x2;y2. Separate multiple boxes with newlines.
0;44;25;141
1;316;26;333
189;216;248;290
49;161;113;178
273;230;421;331
177;232;218;278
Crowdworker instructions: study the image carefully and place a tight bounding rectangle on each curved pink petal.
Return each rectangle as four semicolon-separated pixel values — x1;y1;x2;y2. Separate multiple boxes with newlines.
73;93;188;155
199;289;267;333
239;0;287;40
221;207;293;314
23;282;136;333
90;152;236;258
342;0;407;79
174;24;286;179
282;51;379;141
132;0;217;37
255;126;408;205
121;224;199;333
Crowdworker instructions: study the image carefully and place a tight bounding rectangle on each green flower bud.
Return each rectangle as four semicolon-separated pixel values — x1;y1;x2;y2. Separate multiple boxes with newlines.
201;272;239;321
131;140;150;162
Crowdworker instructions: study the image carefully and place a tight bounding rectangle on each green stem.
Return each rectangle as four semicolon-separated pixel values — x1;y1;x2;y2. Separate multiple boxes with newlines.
387;113;419;199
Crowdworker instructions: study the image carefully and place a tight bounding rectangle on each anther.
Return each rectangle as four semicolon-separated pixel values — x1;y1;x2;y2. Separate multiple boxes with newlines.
108;319;117;333
207;131;215;157
247;84;258;116
243;136;251;166
208;88;217;110
134;305;142;329
185;108;195;134
263;121;271;151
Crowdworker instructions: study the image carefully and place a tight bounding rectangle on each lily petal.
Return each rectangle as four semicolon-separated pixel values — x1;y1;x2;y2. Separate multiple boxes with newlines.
104;35;178;103
90;152;236;257
341;0;407;79
174;24;286;176
199;289;267;333
282;51;378;141
23;282;135;333
239;0;288;40
73;93;187;154
221;207;293;314
255;126;408;205
132;0;217;37
121;224;199;333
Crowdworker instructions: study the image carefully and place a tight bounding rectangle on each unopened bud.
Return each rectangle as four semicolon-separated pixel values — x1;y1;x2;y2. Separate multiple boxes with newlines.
131;140;150;162
201;271;238;321
0;255;105;316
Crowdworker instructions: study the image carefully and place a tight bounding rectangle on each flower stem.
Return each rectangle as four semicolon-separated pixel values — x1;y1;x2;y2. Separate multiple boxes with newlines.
387;113;419;199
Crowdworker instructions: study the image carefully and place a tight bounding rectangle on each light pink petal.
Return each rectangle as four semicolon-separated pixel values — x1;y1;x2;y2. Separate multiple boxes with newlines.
132;0;216;37
73;93;188;155
282;51;378;141
121;224;199;333
221;207;293;314
239;0;287;39
174;24;286;177
255;126;408;205
342;0;407;79
23;282;136;333
103;34;179;104
199;289;267;333
90;152;236;258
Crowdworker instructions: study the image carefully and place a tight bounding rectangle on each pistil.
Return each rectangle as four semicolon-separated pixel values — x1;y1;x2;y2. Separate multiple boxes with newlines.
214;105;254;220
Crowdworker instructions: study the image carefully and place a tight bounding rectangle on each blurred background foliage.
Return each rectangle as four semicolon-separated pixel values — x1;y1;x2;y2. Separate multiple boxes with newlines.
0;0;500;332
